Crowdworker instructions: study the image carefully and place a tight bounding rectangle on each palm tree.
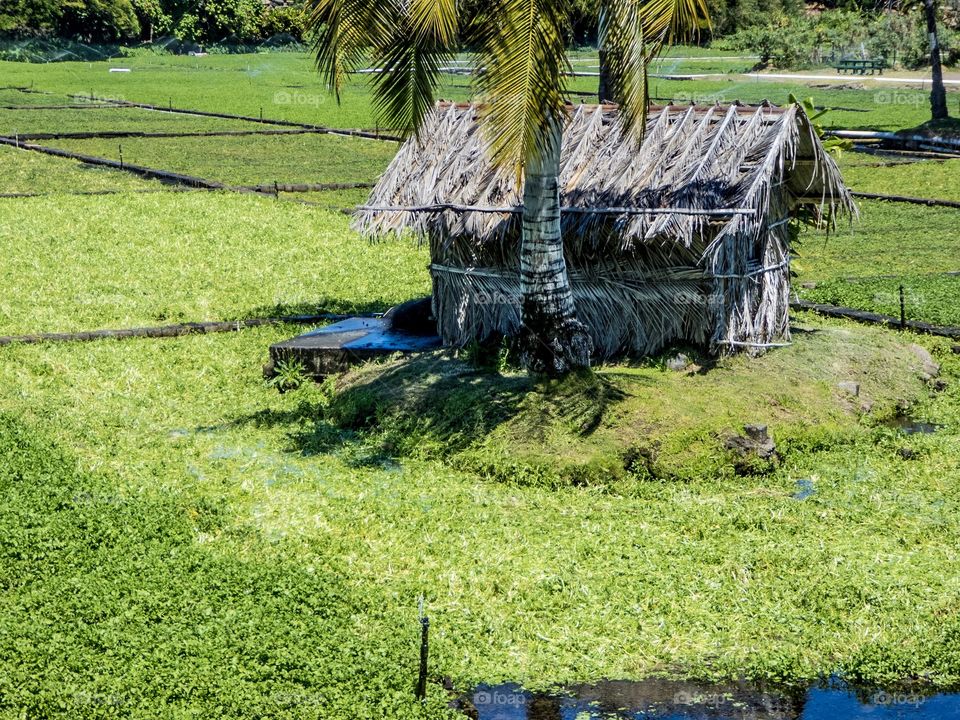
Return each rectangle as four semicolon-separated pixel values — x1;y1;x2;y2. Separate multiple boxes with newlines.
923;0;949;120
305;0;709;375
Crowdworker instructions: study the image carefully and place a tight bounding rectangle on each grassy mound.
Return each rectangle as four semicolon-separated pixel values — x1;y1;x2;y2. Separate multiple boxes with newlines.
324;317;940;487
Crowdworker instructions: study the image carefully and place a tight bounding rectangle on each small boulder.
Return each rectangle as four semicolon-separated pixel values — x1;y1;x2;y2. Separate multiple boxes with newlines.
725;424;778;468
666;353;692;372
837;381;860;397
909;344;940;382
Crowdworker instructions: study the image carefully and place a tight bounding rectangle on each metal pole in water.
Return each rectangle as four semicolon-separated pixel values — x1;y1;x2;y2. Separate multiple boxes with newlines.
415;596;429;701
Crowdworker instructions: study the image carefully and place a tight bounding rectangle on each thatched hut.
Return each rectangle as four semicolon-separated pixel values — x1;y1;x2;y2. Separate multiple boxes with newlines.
355;101;855;357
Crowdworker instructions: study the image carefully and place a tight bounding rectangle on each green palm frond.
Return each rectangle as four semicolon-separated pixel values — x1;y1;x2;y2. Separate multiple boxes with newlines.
598;1;650;136
601;0;710;137
409;0;459;44
374;23;454;136
474;0;570;178
305;0;456;136
640;0;711;47
306;0;394;101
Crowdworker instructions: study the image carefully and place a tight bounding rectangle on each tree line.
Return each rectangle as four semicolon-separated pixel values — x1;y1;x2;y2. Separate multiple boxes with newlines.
0;0;955;73
0;0;306;44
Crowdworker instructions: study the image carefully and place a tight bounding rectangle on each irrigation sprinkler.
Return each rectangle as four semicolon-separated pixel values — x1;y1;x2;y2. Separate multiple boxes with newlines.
899;285;906;329
415;595;429;702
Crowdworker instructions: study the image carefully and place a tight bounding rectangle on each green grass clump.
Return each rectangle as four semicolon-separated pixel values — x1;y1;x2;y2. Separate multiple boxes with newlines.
0;88;78;105
47;133;398;187
0;193;428;334
0;145;163;194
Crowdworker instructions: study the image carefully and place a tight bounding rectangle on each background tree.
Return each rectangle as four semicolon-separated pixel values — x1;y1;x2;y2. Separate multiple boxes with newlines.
305;0;709;375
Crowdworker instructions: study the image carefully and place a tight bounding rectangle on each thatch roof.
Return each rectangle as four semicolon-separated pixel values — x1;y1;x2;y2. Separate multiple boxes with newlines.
356;101;854;245
355;102;856;357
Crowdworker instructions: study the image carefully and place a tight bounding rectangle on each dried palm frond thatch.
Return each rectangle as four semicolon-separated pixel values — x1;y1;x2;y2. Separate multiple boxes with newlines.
355;102;856;358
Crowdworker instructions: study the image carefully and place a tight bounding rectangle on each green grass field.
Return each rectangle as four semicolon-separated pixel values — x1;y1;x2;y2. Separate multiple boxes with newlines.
0;192;427;335
840;158;960;201
46;133;399;187
0;50;958;720
0;144;164;194
0;106;275;136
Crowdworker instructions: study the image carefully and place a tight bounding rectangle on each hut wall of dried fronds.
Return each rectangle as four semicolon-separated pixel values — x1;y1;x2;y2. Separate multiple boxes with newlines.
355;102;855;358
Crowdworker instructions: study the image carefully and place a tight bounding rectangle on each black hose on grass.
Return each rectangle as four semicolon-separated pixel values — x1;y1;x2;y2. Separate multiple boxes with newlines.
0;314;364;347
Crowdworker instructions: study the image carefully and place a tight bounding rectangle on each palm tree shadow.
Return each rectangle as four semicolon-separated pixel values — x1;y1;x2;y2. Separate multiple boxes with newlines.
237;352;632;465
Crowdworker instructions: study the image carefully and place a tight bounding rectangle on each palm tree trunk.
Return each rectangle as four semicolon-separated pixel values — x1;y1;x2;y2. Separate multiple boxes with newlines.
517;121;593;375
924;0;949;120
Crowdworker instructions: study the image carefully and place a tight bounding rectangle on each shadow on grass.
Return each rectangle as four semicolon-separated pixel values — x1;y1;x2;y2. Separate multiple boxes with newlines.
238;352;634;469
241;299;394;319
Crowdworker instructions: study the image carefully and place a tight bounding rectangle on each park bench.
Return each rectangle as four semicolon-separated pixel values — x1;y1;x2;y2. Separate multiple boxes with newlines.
834;58;886;75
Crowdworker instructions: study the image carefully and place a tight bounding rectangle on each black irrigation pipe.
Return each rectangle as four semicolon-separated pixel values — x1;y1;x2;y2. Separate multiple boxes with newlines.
243;181;375;194
0;187;212;199
852;190;960;209
792;300;960;339
0;135;235;190
0;314;356;347
850;146;960;162
0;136;372;198
10;128;354;141
0;104;121;110
69;93;403;142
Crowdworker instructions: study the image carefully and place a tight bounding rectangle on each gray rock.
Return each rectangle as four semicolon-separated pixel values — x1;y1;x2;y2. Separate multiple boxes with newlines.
909;344;940;381
666;353;691;372
837;381;860;397
860;400;874;414
725;424;777;462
